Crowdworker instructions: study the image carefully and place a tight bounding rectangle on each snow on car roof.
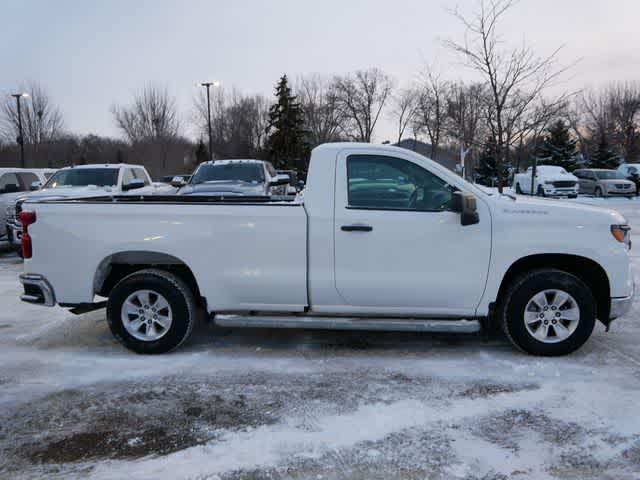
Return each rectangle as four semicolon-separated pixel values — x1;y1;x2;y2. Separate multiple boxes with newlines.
535;166;570;173
199;159;265;166
56;163;144;170
0;167;56;174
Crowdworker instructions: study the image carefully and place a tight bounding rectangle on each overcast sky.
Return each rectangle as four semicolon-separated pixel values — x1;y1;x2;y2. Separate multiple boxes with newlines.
2;0;639;142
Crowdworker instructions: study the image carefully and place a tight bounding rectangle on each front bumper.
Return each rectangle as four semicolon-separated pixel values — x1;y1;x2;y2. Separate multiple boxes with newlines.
19;274;56;306
7;220;22;247
610;282;634;320
543;186;579;196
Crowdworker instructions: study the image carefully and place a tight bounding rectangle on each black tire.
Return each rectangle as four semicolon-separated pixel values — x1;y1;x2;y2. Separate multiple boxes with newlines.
568;194;578;199
594;187;603;198
515;183;522;194
107;269;196;354
499;269;596;356
537;185;546;197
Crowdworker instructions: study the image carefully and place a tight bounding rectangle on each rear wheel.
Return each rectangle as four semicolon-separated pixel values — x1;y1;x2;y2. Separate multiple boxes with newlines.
499;269;596;356
107;269;196;354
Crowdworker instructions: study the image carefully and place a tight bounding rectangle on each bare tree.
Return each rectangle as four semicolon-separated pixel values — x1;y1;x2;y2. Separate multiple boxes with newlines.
414;69;449;160
112;85;180;144
445;0;568;191
296;74;345;147
445;82;486;177
391;87;419;143
333;68;393;142
112;85;181;170
1;82;64;148
193;88;269;159
603;83;640;162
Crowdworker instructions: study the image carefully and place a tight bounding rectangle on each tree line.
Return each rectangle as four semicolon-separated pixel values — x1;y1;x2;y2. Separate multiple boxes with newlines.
2;0;639;183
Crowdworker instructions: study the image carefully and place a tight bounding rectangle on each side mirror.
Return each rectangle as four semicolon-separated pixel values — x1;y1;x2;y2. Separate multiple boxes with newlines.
451;191;479;226
30;181;42;191
122;178;145;191
269;174;290;186
171;176;187;188
1;183;20;194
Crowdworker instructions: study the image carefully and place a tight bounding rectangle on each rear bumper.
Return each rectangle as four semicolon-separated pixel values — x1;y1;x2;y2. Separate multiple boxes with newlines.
19;274;56;306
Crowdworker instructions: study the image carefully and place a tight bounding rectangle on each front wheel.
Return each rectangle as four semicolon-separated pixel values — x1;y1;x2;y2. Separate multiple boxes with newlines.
515;183;522;194
594;187;603;198
499;269;596;356
536;185;546;197
107;269;196;354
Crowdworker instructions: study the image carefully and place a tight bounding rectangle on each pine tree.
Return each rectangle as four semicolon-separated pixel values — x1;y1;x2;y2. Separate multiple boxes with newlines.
265;75;309;171
475;136;507;186
536;120;578;170
590;132;621;169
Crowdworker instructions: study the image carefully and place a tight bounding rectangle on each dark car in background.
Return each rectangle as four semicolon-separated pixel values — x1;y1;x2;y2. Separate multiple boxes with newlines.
177;160;289;196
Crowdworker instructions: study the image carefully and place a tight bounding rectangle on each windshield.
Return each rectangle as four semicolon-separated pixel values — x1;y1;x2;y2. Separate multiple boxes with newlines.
595;170;625;180
44;168;119;188
191;163;265;184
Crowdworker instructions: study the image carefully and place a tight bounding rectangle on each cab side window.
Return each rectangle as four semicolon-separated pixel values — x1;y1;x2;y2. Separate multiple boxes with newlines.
122;169;135;185
347;155;453;211
265;162;277;178
0;172;21;193
18;172;39;189
133;168;151;185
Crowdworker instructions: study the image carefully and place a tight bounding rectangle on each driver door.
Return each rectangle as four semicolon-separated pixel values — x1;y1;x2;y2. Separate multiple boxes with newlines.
333;150;491;317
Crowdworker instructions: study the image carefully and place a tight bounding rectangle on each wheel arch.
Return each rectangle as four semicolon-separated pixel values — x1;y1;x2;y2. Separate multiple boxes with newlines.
495;254;611;324
94;250;204;306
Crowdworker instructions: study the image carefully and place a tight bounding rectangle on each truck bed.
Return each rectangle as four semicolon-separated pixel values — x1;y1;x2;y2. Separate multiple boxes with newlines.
24;196;308;311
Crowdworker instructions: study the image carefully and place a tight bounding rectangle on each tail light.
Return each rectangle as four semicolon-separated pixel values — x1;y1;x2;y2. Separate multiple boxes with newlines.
19;211;36;259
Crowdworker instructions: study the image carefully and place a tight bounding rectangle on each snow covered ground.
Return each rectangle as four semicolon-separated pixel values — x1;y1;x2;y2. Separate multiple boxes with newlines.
1;196;640;479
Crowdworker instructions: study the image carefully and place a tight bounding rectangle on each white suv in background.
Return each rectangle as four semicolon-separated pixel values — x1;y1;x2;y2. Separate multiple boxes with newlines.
5;164;158;251
0;168;56;241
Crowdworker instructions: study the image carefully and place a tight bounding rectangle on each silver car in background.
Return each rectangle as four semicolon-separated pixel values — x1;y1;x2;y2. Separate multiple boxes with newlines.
573;168;636;198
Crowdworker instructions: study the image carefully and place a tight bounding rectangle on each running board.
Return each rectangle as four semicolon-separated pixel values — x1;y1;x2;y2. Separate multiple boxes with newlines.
214;315;481;334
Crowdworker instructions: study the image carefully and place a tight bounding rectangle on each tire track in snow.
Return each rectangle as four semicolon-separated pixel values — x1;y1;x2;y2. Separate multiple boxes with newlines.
88;385;555;480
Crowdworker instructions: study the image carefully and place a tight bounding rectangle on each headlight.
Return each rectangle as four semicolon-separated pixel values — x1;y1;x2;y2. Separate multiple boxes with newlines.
611;225;631;249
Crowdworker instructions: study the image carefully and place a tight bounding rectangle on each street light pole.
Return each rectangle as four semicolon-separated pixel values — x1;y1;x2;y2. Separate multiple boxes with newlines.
11;93;29;168
198;81;220;162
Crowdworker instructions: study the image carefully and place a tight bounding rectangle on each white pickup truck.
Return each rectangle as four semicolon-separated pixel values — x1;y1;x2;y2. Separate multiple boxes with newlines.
513;165;579;197
18;144;633;356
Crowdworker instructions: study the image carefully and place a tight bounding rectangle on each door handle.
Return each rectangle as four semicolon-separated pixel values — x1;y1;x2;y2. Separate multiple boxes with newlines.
341;224;373;232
